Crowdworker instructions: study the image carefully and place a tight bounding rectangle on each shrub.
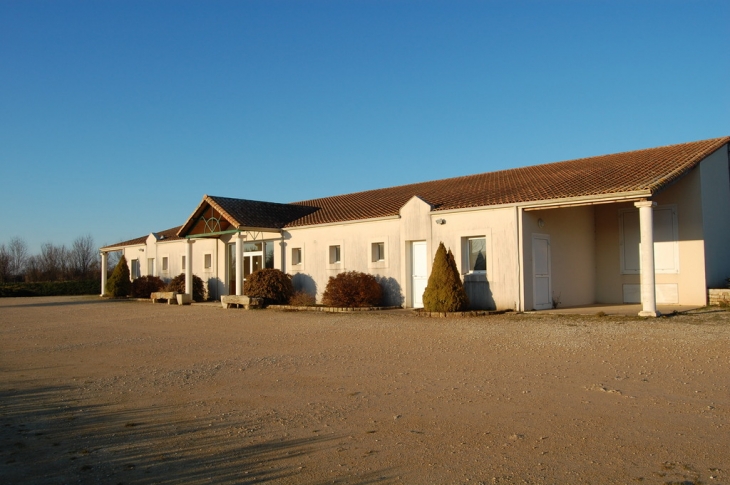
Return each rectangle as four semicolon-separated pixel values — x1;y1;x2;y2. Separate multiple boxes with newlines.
422;242;469;312
322;271;382;308
243;268;293;305
0;280;99;297
131;275;166;299
166;273;206;302
289;290;317;306
105;255;131;297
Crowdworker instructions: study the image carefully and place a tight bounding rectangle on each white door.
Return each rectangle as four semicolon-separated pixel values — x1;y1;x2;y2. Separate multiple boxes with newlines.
532;234;552;310
411;241;428;308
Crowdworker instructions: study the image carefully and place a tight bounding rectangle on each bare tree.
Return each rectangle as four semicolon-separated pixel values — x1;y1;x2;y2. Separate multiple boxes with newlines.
70;234;97;278
7;237;29;281
37;242;69;282
0;244;10;283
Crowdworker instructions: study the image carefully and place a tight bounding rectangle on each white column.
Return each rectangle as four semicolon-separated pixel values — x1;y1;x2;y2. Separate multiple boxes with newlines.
185;239;193;296
635;201;660;317
100;252;108;296
235;232;243;296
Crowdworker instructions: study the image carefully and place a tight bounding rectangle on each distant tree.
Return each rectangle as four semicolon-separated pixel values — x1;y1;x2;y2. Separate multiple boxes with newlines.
0;244;10;283
105;255;131;297
422;242;469;312
35;242;69;282
7;237;28;281
70;234;97;279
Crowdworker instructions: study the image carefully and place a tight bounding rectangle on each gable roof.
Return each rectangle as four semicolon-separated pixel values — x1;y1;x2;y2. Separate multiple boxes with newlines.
101;226;183;250
102;136;728;248
176;195;318;237
285;136;729;227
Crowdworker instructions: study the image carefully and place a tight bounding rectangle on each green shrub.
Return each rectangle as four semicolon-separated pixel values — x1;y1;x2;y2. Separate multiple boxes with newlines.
243;269;293;305
105;255;131;297
166;273;205;302
289;290;317;306
422;242;469;312
131;275;166;298
0;280;99;297
322;271;382;308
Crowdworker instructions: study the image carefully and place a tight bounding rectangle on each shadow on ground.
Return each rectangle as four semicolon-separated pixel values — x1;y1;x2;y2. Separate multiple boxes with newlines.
0;383;396;484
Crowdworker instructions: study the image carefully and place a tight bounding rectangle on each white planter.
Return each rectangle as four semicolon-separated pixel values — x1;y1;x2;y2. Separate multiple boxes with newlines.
176;293;192;305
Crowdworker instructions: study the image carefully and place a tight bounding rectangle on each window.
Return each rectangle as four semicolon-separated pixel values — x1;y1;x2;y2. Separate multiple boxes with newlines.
329;245;341;264
292;247;302;265
371;242;385;262
147;258;155;276
181;255;186;271
131;259;141;279
265;241;275;269
467;237;486;272
162;257;168;271
204;253;212;269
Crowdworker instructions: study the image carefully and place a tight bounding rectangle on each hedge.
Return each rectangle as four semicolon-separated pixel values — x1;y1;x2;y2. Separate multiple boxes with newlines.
0;280;100;298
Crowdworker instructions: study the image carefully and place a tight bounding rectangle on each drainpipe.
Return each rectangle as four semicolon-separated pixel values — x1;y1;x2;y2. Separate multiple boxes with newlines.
515;206;524;312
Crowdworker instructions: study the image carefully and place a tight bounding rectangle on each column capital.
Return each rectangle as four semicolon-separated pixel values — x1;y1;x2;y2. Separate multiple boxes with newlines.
634;200;657;209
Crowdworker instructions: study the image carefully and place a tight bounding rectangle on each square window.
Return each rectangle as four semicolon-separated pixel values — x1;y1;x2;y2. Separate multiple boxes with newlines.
371;242;385;262
292;247;302;265
204;253;212;269
162;257;168;271
468;237;486;272
329;245;341;264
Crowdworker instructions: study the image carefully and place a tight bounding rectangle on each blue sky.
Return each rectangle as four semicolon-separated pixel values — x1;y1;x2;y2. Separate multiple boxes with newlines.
1;0;728;253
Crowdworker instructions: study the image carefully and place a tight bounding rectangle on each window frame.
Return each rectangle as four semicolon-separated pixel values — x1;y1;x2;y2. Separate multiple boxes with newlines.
466;236;487;274
204;253;213;270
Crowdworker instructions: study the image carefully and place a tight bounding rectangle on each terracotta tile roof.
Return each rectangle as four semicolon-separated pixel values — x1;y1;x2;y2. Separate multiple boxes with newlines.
102;226;183;250
285;136;729;227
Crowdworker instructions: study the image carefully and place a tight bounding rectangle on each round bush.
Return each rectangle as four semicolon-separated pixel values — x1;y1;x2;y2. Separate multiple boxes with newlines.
166;273;206;302
243;269;293;305
322;271;382;308
131;275;166;298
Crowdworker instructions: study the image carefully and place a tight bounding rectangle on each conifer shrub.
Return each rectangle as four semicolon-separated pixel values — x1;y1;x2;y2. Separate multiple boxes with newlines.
243;268;293;305
166;273;206;302
289;290;317;306
422;242;469;312
131;275;166;298
322;271;382;308
105;255;131;297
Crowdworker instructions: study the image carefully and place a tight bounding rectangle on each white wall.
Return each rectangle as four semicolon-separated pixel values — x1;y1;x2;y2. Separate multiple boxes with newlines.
700;145;730;289
521;206;596;310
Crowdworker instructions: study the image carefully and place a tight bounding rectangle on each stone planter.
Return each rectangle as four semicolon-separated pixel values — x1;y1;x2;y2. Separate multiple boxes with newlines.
176;293;192;305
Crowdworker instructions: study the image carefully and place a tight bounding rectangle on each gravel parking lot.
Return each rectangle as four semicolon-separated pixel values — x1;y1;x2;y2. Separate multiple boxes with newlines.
1;296;728;484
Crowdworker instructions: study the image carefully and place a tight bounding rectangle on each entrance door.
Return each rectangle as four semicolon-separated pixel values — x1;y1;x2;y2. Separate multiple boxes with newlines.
532;234;552;310
243;241;264;281
411;241;428;308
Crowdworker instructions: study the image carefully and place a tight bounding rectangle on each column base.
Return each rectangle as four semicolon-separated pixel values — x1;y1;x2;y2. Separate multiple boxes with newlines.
638;310;661;317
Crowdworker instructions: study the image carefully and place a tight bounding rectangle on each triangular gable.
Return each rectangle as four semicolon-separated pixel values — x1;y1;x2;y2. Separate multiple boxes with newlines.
178;195;237;237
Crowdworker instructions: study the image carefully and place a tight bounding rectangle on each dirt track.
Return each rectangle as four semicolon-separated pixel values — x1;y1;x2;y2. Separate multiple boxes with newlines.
1;296;728;484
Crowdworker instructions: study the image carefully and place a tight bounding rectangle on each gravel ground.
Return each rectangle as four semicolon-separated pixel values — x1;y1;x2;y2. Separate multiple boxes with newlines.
1;296;728;484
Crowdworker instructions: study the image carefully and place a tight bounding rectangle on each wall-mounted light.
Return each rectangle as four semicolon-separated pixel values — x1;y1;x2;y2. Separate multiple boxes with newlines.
435;218;446;225
139;248;145;252
538;218;545;228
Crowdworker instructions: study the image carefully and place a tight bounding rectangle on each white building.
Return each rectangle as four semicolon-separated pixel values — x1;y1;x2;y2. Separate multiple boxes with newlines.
101;136;730;316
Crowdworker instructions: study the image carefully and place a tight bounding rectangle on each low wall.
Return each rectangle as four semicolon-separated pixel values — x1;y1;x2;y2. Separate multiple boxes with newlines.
708;289;730;306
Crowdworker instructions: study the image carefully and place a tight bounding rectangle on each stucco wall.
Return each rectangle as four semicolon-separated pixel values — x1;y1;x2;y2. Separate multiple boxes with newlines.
700;145;730;288
595;168;708;305
282;218;404;306
521;206;596;310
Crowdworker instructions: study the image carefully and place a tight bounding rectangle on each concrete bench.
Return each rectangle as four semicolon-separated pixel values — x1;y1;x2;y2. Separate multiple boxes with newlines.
221;295;263;309
151;292;178;304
